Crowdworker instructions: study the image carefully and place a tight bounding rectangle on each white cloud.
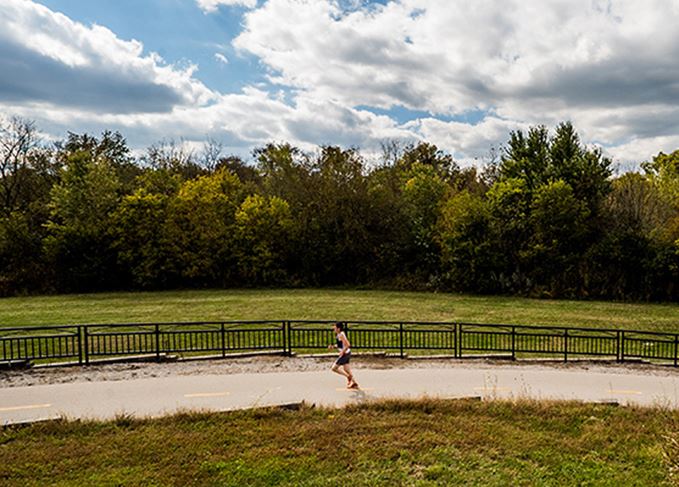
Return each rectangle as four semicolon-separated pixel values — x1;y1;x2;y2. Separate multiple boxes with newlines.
3;0;679;166
233;0;679;163
404;117;527;164
214;53;229;65
196;0;257;13
0;0;214;113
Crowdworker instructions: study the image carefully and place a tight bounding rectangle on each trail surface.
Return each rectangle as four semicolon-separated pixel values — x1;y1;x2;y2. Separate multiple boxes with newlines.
2;359;679;425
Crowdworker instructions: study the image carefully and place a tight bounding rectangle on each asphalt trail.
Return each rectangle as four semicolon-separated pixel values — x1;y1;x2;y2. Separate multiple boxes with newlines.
2;365;679;425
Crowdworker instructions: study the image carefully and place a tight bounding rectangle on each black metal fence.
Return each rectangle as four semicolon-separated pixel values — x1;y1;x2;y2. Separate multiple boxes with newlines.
1;320;678;367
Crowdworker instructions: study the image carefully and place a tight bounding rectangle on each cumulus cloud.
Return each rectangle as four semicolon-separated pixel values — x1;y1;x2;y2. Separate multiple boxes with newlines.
404;117;527;164
196;0;258;13
2;0;679;165
233;0;679;162
0;0;213;113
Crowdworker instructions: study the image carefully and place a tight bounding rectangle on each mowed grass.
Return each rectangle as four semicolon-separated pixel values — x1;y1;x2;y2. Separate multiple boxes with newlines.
0;288;678;332
1;399;678;486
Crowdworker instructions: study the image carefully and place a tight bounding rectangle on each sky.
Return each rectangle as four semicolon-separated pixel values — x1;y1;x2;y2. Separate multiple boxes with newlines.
1;0;679;167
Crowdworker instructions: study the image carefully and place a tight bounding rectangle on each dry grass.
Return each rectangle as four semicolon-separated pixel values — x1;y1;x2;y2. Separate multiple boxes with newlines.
2;398;679;486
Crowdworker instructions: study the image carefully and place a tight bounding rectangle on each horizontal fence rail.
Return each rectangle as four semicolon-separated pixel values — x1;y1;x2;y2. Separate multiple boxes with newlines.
0;321;678;368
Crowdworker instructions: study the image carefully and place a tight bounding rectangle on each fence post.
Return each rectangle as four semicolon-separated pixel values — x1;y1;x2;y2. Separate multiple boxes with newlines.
457;323;462;359
77;326;83;365
399;322;404;359
282;321;287;356
674;334;678;367
84;326;90;365
155;324;161;362
221;323;226;358
286;321;292;356
511;326;516;360
453;323;457;358
564;329;568;363
620;331;625;363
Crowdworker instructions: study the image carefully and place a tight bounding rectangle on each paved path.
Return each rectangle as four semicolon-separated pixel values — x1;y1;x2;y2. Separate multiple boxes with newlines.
2;365;679;425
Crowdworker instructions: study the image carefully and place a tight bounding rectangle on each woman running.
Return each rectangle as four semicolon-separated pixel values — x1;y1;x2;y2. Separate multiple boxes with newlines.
328;322;359;389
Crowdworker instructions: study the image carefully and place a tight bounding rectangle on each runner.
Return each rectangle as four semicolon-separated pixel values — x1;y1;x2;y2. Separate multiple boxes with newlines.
328;322;359;389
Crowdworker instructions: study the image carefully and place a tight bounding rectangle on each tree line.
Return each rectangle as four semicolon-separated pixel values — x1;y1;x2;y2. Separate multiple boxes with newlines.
1;116;678;300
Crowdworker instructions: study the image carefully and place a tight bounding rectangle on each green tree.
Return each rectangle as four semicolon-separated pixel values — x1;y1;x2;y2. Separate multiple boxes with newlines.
643;149;679;244
398;142;459;182
59;130;140;195
0;212;47;295
643;149;679;199
304;146;374;284
371;142;459;286
112;189;176;289
584;172;679;300
500;122;612;212
234;194;292;284
400;162;449;281
486;178;532;292
437;191;496;292
364;164;411;284
500;125;551;191
44;151;121;291
0;117;56;295
166;168;244;286
525;180;590;297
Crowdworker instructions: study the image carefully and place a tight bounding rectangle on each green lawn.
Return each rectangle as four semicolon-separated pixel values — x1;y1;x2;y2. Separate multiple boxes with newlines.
0;289;677;332
1;399;677;486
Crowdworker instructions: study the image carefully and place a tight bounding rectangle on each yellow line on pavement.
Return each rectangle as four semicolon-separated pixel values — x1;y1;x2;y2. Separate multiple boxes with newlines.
607;389;642;395
184;392;230;398
0;403;52;413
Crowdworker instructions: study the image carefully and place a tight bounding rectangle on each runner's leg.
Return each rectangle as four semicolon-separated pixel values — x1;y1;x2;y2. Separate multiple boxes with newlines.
343;364;358;387
331;363;351;380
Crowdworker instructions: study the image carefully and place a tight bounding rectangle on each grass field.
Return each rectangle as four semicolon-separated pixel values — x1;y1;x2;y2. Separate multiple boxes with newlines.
0;289;678;332
1;398;678;486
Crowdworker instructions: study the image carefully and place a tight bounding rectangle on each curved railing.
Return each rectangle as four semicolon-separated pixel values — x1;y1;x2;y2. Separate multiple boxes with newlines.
1;320;677;367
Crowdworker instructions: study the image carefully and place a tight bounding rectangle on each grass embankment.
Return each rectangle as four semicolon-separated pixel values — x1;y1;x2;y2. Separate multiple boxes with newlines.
0;289;678;332
1;399;678;486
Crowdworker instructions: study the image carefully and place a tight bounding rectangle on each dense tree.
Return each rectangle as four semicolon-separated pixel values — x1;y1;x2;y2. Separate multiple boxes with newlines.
400;162;449;281
437;191;496;292
525;180;590;297
167;168;244;286
234;194;292;284
59;130;140;194
500;122;612;212
500;125;551;190
643;149;679;244
300;146;376;284
486;178;532;292
112;189;176;289
0;117;58;294
398;142;460;181
44;151;122;291
0;212;46;295
643;149;679;196
0;117;677;301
